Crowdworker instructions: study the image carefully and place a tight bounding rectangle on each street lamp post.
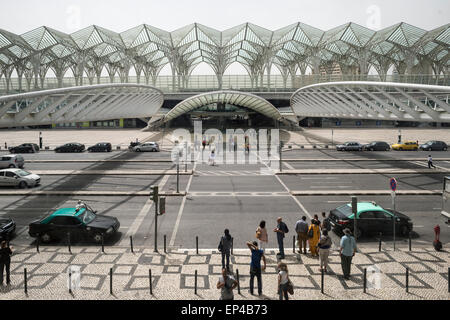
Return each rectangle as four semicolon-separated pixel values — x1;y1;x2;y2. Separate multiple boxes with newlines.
39;132;43;149
151;185;159;252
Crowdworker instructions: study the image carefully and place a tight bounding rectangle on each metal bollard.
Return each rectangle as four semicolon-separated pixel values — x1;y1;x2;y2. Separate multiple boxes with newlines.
69;271;72;294
448;267;449;293
236;269;240;294
231;237;234;255
24;268;28;294
101;234;105;253
164;235;167;253
293;235;295;253
194;270;198;295
409;232;412;251
36;235;40;253
149;269;153;295
363;268;367;293
110;268;113;294
130;236;134;253
196;236;199;255
406;267;409;293
378;232;382;252
321;268;324;294
67;232;72;254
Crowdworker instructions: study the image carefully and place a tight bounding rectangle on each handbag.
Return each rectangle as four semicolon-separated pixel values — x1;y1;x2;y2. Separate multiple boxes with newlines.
307;227;314;238
287;280;294;295
218;238;223;252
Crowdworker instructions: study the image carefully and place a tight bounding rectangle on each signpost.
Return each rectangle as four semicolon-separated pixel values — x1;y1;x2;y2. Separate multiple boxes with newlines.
352;196;357;240
389;178;397;251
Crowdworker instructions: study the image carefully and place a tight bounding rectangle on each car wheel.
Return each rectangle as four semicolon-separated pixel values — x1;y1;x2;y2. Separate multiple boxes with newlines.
136;148;141;152
399;148;403;151
386;147;390;151
93;233;104;243
8;164;15;168
444;147;447;151
40;232;52;243
414;147;418;151
18;181;27;189
400;225;409;237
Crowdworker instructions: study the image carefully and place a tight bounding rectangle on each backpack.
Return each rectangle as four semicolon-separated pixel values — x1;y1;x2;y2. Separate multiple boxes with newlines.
282;222;289;234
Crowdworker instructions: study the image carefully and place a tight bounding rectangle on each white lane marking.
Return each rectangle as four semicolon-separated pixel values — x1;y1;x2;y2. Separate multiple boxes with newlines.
255;152;312;219
283;162;295;170
169;154;198;247
300;177;337;180
118;174;170;245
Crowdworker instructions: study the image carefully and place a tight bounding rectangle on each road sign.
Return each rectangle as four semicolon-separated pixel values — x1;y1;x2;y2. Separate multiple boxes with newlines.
389;178;397;192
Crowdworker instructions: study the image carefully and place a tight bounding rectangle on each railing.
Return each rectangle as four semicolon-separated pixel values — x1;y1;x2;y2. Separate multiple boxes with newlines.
0;74;448;95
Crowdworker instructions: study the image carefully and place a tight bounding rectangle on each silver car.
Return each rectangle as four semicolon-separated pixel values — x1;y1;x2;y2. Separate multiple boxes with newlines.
132;142;160;152
0;154;24;169
0;168;41;188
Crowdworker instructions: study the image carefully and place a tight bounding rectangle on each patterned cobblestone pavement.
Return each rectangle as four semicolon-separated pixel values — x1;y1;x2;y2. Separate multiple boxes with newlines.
0;244;448;300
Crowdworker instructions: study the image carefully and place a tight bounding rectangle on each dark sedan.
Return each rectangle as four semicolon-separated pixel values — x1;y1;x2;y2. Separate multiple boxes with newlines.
87;142;112;152
54;143;85;153
0;218;15;240
9;143;39;153
28;206;120;243
363;141;390;151
336;142;363;151
419;141;448;151
329;201;413;238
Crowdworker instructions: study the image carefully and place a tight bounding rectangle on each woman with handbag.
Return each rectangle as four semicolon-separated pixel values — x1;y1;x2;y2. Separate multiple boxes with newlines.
277;262;291;300
308;219;321;257
255;220;268;252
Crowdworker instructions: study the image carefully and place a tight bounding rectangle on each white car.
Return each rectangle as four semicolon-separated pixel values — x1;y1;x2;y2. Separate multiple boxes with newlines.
0;154;24;169
132;142;160;152
0;168;41;188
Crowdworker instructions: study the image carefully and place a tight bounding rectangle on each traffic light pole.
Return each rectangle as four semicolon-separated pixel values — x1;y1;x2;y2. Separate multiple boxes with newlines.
151;185;159;252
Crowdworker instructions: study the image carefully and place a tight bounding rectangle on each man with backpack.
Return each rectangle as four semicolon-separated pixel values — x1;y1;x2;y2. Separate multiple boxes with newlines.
321;211;332;232
273;217;289;259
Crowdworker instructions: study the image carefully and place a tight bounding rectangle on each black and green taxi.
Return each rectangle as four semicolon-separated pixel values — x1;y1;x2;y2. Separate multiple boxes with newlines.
28;207;120;243
329;202;413;238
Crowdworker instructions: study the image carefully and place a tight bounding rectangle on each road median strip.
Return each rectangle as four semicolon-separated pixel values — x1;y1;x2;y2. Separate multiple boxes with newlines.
31;170;193;175
27;159;174;163
290;190;442;196
0;190;186;196
276;168;449;174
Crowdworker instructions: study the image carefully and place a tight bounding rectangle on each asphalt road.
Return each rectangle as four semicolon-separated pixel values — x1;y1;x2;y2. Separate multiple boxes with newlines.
0;148;448;249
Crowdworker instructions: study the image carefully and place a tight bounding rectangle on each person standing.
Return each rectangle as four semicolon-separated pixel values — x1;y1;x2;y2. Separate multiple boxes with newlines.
277;262;290;300
339;228;358;280
217;267;238;300
308;219;321;257
428;155;436;169
321;212;332;232
256;220;268;252
318;230;332;273
219;229;233;271
273;217;289;259
295;216;309;254
0;241;12;286
247;241;266;296
209;150;216;166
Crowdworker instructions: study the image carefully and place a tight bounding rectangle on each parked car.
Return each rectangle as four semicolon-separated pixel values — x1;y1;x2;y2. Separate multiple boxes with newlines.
419;141;448;151
391;141;418;151
336;142;363;151
54;143;85;153
0;154;24;169
0;218;16;240
329;201;413;238
363;141;390;151
132;142;160;152
87;142;112;152
28;203;120;243
9;143;39;153
0;168;41;188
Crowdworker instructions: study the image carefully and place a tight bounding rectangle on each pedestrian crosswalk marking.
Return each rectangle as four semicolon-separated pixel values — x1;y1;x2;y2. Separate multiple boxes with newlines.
195;170;265;176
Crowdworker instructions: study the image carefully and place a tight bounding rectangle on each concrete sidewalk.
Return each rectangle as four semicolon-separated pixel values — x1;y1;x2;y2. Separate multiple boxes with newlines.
0;244;447;300
30;170;193;175
0;190;186;196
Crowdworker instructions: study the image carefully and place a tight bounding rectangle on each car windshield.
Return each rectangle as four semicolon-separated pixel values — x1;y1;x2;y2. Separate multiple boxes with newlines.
79;210;97;224
16;170;31;177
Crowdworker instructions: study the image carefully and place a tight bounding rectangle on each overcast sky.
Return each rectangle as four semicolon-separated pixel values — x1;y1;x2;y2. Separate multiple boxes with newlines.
1;0;448;76
1;0;448;33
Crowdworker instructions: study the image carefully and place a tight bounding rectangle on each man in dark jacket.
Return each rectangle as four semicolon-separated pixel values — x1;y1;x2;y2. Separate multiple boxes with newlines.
274;217;289;259
0;241;12;286
220;229;233;271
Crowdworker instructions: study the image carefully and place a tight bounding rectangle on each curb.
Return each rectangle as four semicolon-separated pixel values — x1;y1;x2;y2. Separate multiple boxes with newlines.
276;169;449;174
0;190;187;196
290;190;442;196
31;170;193;175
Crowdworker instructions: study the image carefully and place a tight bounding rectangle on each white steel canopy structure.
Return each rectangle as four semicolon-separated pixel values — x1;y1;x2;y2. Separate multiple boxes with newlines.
0;84;163;127
162;90;283;123
0;22;448;93
291;82;450;122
